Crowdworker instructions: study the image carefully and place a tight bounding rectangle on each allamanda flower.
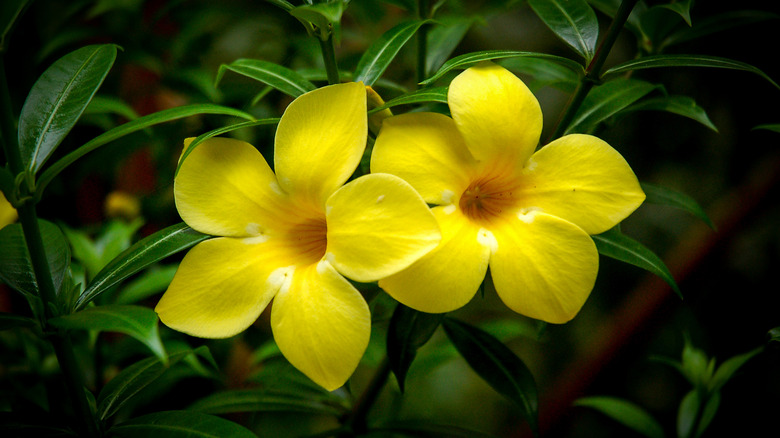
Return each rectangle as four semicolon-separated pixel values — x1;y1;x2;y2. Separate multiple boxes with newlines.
156;82;441;390
371;62;645;323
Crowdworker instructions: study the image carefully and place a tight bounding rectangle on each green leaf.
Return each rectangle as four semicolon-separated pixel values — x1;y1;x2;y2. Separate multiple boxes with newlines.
626;95;717;132
83;95;139;120
575;396;665;438
188;389;345;416
527;0;598;62
565;78;659;134
354;20;429;86
421;50;584;85
641;182;715;229
592;227;681;299
753;124;780;133
49;304;166;362
76;223;209;310
677;390;700;438
709;347;762;393
386;304;443;392
108;410;256;438
289;2;346;40
768;327;780;344
603;55;780;90
0;0;30;52
426;17;475;75
442;317;538;434
215;59;316;98
499;57;580;92
368;86;448;114
18;44;118;173
0;220;70;299
36;104;255;198
97;349;192;420
662;10;780;49
696;391;720;438
0;313;37;331
369;421;500;438
114;265;178;305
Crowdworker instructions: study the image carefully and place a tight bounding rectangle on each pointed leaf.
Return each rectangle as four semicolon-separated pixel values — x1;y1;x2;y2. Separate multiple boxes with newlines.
0;0;30;52
188;389;345;416
367;86;448;114
420;50;584;85
527;0;598;62
0;313;37;331
18;44;118;173
709;347;762;393
0;220;70;298
426;17;475;75
354;20;429;86
387;304;443;392
641;182;715;229
565;78;659;134
49;304;166;362
76;223;209;310
36;104;255;198
108;410;256;438
592;227;681;298
216;59;315;98
626;95;717;132
603;55;779;90
753;124;780;133
575;396;665;438
442;317;538;434
677;390;700;438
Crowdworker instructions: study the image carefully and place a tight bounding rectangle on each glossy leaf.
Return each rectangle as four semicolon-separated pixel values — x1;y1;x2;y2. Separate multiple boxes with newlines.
108;410;256;438
575;396;665;438
289;2;345;40
36;104;255;198
0;220;70;299
420;49;584;85
603;55;779;90
527;0;598;62
500;57;579;92
592;227;681;298
565;78;659;134
641;182;715;229
387;304;443;392
368;86;448;114
626;95;717;132
76;223;209;310
442;317;538;434
188;389;345;416
215;59;315;98
18;44;118;173
426;17;474;75
49;304;166;362
354;20;429;86
97;349;193;420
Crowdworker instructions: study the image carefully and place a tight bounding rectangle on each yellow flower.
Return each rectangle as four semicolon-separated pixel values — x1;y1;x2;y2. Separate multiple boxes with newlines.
155;82;441;390
371;62;645;323
1;191;17;230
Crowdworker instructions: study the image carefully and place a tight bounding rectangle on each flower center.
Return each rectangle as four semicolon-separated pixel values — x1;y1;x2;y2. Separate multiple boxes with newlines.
459;172;520;225
286;216;328;265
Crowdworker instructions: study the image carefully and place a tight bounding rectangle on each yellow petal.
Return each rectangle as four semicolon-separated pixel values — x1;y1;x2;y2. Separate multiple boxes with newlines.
274;82;367;206
156;236;293;338
325;173;441;283
1;191;18;230
270;261;370;391
371;112;476;205
175;137;291;237
489;211;598;324
518;134;645;234
378;206;490;313
448;62;542;165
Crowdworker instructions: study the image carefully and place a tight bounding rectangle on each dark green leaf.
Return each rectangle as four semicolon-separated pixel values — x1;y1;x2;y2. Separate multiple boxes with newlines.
768;327;780;344
97;349;192;420
528;0;598;62
442;317;538;434
426;17;475;75
626;95;717;132
83;95;139;120
369;421;499;438
0;0;30;52
662;10;780;49
18;44;118;173
575;396;665;438
592;227;681;298
114;265;178;305
368;86;448;114
421;50;584;85
660;0;692;26
387;304;443;392
188;389;344;416
565;78;659;134
264;0;294;11
215;59;316;98
108;410;256;438
36;104;255;198
354;20;429;86
49;304;166;362
709;347;762;393
0;220;70;298
641;182;715;229
696;391;720;438
677;390;699;438
0;313;37;331
753;124;780;133
289;2;345;40
499;57;579;92
76;223;207;310
603;55;779;90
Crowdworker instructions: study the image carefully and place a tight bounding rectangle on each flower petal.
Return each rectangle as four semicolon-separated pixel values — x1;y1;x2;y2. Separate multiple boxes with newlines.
448;62;542;165
371;112;477;205
518;134;645;234
175;137;290;237
325;173;441;283
378;206;491;313
155;236;293;338
489;211;598;324
271;261;370;391
274;82;367;206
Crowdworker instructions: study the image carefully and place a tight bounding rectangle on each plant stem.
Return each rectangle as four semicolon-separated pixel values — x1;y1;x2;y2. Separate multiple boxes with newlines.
344;356;391;435
319;33;340;85
416;0;431;86
547;0;640;142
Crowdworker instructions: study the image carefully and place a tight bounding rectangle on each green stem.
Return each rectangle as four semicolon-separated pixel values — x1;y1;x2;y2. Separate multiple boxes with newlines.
547;0;640;142
416;0;431;86
318;33;340;85
343;356;391;436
